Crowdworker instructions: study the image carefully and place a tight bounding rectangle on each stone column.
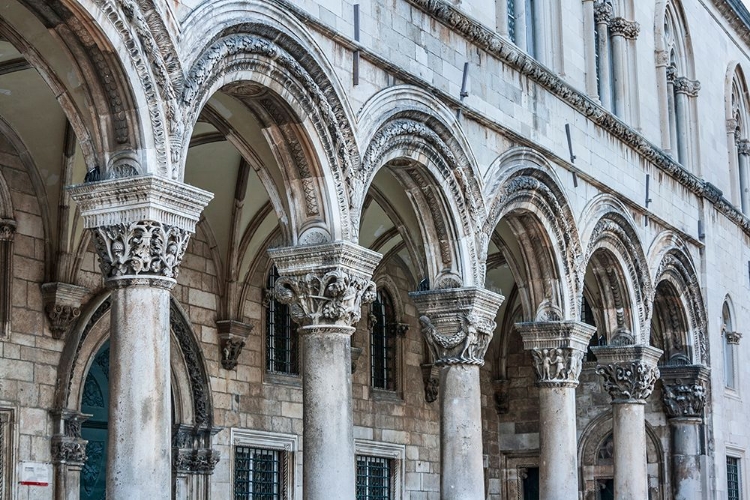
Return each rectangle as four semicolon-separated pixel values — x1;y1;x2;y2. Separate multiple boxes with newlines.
514;0;528;52
609;17;639;120
592;345;662;500
410;287;504;500
660;365;709;500
516;321;596;500
51;410;89;500
737;139;750;214
673;77;696;165
594;1;613;109
268;242;381;500
69;177;212;499
657;52;673;152
582;0;597;97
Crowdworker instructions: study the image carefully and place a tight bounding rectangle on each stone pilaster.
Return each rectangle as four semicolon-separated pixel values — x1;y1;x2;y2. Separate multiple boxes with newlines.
660;365;709;500
69;176;213;500
268;241;381;500
592;345;662;500
50;409;89;500
410;287;504;500
516;321;595;500
41;283;89;339
216;320;253;370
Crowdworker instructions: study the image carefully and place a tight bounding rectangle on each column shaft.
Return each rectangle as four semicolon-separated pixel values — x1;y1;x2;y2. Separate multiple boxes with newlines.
613;403;647;500
515;0;528;52
675;91;690;164
539;387;578;500
671;419;701;500
738;151;749;214
440;364;483;499
611;33;627;118
301;327;356;500
582;0;596;97
107;285;172;499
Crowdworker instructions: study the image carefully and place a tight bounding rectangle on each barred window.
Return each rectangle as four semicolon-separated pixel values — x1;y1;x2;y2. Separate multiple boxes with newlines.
356;455;392;500
234;446;287;500
371;290;396;390
728;456;742;500
507;0;516;42
266;266;298;375
0;409;13;500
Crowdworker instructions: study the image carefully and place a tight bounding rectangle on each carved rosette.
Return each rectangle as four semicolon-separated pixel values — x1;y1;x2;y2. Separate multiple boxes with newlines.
41;283;89;339
609;17;640;39
592;345;662;404
217;320;253;370
50;409;90;467
516;322;595;388
410;287;504;366
268;241;381;330
68;176;213;288
660;365;709;419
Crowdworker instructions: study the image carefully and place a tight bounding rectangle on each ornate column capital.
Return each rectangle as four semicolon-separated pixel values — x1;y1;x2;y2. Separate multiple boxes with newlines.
594;1;613;25
738;140;750;156
592;345;662;404
0;218;15;241
68;176;213;288
50;409;90;466
673;77;701;97
268;241;381;330
216;320;253;370
172;424;222;475
660;365;709;419
41;282;89;339
609;17;640;39
725;328;743;345
410;287;504;366
727;118;739;134
516;321;596;387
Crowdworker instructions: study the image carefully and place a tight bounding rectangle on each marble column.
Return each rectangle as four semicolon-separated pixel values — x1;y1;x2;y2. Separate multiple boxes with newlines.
594;1;613;109
69;176;212;499
673;77;700;167
660;365;709;500
592;344;662;500
737;139;750;214
582;0;597;98
410;287;504;500
268;242;381;500
609;17;639;120
516;321;596;500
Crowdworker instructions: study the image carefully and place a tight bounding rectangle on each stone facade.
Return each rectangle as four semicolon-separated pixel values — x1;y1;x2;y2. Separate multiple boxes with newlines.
0;0;749;499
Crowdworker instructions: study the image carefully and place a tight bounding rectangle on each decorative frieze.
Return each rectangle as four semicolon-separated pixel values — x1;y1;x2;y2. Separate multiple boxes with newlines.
216;320;253;370
41;283;89;339
410;287;503;366
660;365;709;419
609;17;640;39
592;345;662;403
268;241;381;329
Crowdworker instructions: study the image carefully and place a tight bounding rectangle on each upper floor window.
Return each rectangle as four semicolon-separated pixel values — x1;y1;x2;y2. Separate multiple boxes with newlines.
728;66;750;215
722;301;740;390
371;290;397;390
232;429;297;500
354;439;405;500
497;0;548;64
728;456;742;500
266;266;298;376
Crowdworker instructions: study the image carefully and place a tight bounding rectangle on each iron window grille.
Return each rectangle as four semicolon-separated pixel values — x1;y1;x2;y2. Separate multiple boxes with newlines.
728;456;742;500
234;446;288;500
507;0;516;43
266;266;298;375
371;290;396;390
356;455;393;500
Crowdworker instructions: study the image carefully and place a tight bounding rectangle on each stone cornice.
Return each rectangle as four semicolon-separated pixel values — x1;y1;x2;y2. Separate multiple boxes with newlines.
713;0;750;52
67;176;213;232
404;0;750;238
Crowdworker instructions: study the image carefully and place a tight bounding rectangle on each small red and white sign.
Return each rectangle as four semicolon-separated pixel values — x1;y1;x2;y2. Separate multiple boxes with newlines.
18;462;50;487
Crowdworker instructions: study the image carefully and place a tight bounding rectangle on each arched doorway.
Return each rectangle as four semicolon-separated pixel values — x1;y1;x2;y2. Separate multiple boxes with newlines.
79;341;109;500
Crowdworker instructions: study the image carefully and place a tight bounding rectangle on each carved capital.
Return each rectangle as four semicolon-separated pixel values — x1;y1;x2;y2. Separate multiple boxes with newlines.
660;365;709;419
673;77;701;97
268;241;381;329
655;50;671;67
50;409;91;466
172;425;222;475
217;320;253;370
0;218;15;241
609;17;640;39
516;322;594;387
592;345;662;403
41;283;89;339
738;140;750;156
725;330;742;345
594;1;613;25
727;118;739;134
410;287;504;366
421;363;440;403
68;176;213;287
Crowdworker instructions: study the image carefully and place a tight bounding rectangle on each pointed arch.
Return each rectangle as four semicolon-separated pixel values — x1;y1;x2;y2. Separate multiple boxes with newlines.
726;62;750;213
482;147;582;320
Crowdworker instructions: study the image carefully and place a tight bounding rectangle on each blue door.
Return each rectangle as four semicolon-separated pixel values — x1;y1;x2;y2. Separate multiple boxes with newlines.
80;342;110;500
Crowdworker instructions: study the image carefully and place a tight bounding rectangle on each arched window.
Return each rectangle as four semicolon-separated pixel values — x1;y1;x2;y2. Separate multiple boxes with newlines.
727;66;750;214
657;1;700;170
722;301;740;390
370;290;397;390
496;0;562;71
266;266;298;375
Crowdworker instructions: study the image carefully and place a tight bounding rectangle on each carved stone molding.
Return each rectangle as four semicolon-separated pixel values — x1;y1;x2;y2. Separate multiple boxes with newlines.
609;17;640;39
0;218;15;241
410;287;504;366
41;283;89;339
725;330;743;345
516;321;595;387
594;1;613;25
592;345;662;404
68;177;213;286
172;424;222;475
660;365;709;419
673;77;701;97
50;409;90;466
738;139;750;156
268;241;381;329
421;363;440;403
217;320;253;370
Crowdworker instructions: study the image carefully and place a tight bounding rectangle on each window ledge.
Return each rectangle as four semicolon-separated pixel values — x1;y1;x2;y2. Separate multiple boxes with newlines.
371;387;403;403
264;371;302;387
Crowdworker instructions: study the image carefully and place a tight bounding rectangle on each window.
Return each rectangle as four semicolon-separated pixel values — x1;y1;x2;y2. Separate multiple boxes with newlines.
723;302;739;390
356;456;392;500
521;467;539;500
728;66;750;214
266;266;298;375
0;409;14;500
232;429;297;500
507;0;516;42
371;290;397;390
354;440;405;500
728;456;742;500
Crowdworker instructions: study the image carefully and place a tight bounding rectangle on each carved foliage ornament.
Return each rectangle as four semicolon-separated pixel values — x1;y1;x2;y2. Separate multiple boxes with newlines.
419;313;496;366
596;361;660;403
93;220;190;282
662;380;706;418
530;348;584;387
173;448;221;474
609;17;640;39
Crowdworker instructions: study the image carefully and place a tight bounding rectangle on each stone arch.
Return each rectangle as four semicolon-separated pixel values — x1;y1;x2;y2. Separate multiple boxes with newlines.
648;231;707;365
655;0;696;79
179;16;359;242
373;274;408;324
357;89;484;288
725;62;750;210
580;195;652;343
482;147;582;321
